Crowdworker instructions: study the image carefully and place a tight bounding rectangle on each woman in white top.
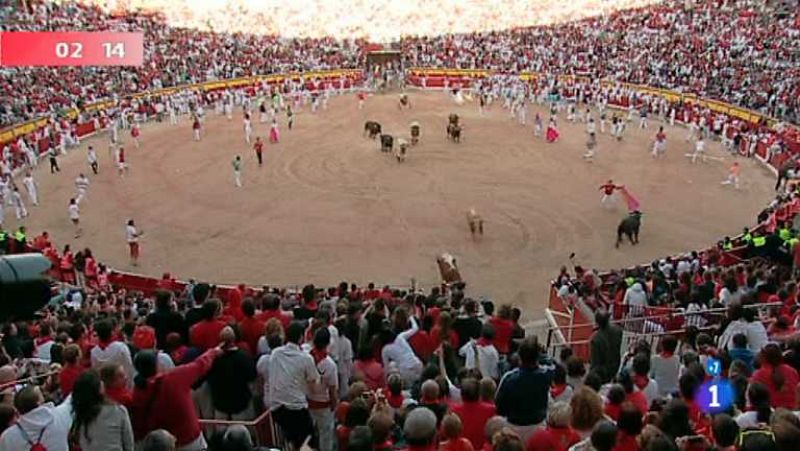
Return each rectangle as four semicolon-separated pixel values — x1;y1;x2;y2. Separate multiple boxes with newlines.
380;316;423;388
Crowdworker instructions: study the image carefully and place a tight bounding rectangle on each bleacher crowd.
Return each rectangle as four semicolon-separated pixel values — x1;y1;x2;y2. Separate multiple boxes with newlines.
0;0;798;129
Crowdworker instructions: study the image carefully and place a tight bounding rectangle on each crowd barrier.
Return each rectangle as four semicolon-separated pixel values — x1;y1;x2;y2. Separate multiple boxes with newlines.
198;410;280;448
405;67;491;89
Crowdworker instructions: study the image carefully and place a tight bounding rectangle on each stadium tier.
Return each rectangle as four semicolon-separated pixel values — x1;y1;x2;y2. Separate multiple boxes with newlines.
0;1;800;451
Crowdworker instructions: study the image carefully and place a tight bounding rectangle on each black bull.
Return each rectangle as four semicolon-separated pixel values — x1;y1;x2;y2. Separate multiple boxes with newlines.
616;212;642;248
380;134;394;152
364;121;382;138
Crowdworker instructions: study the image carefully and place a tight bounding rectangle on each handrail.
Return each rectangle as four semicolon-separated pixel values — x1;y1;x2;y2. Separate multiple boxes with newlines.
198;409;271;427
0;370;60;391
548;302;784;333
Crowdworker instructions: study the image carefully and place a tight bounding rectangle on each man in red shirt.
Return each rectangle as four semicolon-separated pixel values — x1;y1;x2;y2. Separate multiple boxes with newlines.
100;363;133;407
489;306;514;355
255;293;292;331
223;284;245;322
525;401;580;451
189;299;227;350
238;299;265;353
451;378;496;450
253;136;264;166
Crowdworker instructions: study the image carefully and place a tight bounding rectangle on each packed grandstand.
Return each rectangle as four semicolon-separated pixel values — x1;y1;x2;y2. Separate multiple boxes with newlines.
1;1;800;451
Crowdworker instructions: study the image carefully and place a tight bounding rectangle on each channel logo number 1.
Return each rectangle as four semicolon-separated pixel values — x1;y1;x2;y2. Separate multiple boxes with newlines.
697;357;733;413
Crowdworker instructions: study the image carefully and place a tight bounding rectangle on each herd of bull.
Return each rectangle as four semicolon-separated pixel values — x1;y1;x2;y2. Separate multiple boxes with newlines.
363;113;462;163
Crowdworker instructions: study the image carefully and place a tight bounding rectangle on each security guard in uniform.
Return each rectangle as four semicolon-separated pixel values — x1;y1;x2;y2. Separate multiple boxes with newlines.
721;236;734;251
0;228;7;255
14;226;26;253
741;227;753;245
778;223;793;243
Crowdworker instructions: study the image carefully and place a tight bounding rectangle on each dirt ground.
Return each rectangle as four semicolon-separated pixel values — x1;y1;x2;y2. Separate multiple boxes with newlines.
12;91;776;320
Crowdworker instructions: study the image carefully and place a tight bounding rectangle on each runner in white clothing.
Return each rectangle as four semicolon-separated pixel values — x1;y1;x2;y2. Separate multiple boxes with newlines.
11;187;27;220
75;174;90;204
126;219;142;266
689;137;707;163
68;198;81;237
22;171;38;206
87;146;98;174
243;114;252;144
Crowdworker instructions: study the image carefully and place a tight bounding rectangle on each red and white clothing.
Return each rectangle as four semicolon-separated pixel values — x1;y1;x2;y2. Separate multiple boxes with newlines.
126;224;140;259
91;340;135;388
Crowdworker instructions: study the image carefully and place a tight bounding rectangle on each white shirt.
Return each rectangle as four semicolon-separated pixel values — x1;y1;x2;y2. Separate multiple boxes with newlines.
718;319;750;351
68;203;80;220
634;378;660;406
156;351;175;373
23;176;35;192
459;340;500;380
34;340;55;361
695;140;705;152
76;176;89;190
744;321;769;353
381;317;423;384
268;342;320;410
126;225;138;243
735;410;771;429
256;353;273;409
90;342;134;388
307;355;338;405
88;149;97;163
0;398;73;451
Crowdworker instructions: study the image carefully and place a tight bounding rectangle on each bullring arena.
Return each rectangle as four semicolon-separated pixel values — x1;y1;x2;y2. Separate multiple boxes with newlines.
9;89;775;317
4;1;800;449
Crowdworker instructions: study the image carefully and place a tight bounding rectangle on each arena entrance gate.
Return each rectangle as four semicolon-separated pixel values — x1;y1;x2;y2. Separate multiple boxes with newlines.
366;49;403;90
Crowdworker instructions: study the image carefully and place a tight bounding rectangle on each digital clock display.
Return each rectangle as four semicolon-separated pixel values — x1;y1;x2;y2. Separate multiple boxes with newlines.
0;32;144;67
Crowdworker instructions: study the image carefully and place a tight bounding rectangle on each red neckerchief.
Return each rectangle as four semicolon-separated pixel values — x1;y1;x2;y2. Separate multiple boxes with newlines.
550;383;568;398
35;336;53;347
311;348;328;365
106;385;133;406
97;339;112;351
476;337;492;347
383;388;404;408
633;374;650;390
659;351;674;358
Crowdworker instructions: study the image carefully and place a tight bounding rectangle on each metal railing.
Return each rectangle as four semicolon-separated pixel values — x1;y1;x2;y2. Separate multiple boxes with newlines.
198;410;281;448
544;300;783;358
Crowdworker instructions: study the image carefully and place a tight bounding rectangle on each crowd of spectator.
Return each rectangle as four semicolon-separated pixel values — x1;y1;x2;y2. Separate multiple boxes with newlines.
1;0;798;129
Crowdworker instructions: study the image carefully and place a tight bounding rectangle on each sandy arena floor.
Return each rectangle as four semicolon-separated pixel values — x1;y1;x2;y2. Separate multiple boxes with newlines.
12;91;776;319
